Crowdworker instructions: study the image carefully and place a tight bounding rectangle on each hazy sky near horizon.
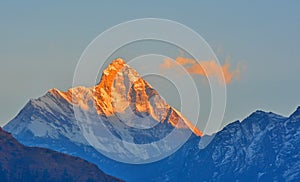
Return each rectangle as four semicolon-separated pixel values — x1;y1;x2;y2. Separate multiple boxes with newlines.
1;1;300;130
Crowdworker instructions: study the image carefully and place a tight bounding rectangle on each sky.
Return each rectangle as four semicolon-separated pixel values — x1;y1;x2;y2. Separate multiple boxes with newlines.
1;1;300;132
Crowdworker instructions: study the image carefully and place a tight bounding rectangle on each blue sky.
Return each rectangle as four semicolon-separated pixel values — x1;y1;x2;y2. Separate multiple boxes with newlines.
1;1;300;130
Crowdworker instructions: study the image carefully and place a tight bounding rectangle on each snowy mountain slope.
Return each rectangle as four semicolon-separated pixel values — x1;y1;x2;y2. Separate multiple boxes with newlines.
180;108;300;181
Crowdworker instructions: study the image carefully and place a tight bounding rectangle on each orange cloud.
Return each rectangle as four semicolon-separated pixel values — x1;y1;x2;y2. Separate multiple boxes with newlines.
160;57;241;84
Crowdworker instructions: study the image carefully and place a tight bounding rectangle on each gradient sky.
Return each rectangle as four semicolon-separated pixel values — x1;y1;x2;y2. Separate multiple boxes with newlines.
1;1;300;131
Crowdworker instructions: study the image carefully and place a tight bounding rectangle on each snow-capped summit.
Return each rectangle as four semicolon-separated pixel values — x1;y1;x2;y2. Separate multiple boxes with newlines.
3;58;203;174
48;58;202;136
4;58;203;163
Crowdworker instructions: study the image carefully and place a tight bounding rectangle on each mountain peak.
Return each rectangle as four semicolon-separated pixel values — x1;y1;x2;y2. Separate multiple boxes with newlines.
96;58;140;90
35;58;203;137
111;57;126;65
101;58;126;77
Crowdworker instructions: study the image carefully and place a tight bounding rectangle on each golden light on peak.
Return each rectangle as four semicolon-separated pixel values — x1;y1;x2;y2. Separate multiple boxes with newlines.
50;59;204;137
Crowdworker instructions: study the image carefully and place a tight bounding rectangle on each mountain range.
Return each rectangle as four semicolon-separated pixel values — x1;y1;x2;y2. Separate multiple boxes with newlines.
3;59;300;181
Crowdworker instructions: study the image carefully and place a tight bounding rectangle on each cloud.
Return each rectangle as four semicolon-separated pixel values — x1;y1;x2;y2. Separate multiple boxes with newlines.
160;57;241;84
